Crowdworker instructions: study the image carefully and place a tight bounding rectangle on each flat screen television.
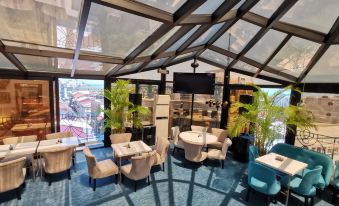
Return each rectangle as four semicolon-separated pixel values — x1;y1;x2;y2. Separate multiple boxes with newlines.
173;72;215;94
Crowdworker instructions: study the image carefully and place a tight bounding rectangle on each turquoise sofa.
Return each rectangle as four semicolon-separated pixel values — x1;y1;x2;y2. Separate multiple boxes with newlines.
270;143;333;190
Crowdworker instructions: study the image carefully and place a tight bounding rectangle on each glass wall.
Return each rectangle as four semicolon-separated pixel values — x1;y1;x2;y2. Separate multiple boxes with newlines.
0;79;51;142
139;84;158;125
58;79;104;143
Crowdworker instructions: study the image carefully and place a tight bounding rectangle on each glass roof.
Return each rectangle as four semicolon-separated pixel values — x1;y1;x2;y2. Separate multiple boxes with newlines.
250;0;284;18
192;0;224;15
167;61;194;81
259;70;293;82
136;0;187;14
0;53;16;70
81;3;162;58
166;25;200;52
303;46;339;83
280;0;339;33
268;36;321;77
0;0;82;49
120;69;160;80
213;20;261;54
118;63;143;74
233;61;259;74
230;72;279;85
172;52;195;62
145;57;168;68
245;29;287;63
201;49;233;67
189;23;225;48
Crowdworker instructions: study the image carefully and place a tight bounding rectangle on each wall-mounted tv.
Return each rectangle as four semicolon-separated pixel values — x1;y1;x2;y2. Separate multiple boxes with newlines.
173;72;215;95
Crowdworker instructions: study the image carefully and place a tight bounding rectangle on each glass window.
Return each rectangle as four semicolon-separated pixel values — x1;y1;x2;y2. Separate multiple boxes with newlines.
0;53;16;70
81;3;162;58
145;57;168;68
136;0;186;13
139;84;159;125
0;0;82;49
189;23;225;48
139;26;181;57
303;46;339;83
268;36;321;77
166;25;200;52
230;72;279;85
250;0;284;18
280;0;339;33
233;61;258;74
245;29;287;63
200;49;233;67
167;61;194;82
58;79;104;143
193;0;224;14
213;20;261;54
0;79;51;140
195;61;224;84
119;69;161;80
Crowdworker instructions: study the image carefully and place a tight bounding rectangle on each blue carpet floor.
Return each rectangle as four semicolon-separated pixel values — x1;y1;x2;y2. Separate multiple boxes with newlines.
0;146;335;206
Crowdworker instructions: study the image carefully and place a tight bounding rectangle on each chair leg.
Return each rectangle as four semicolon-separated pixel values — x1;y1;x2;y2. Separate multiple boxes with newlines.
162;162;165;172
47;173;52;186
89;177;91;185
221;160;224;169
22;182;26;188
67;169;71;180
245;187;251;202
16;188;21;200
266;196;270;206
93;179;96;191
172;147;176;155
121;174;125;183
115;174;118;184
310;197;314;206
147;176;150;185
134;181;137;192
304;197;309;206
332;189;338;204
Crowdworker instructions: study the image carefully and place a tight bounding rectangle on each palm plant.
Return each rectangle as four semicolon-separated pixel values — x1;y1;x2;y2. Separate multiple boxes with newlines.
228;84;315;155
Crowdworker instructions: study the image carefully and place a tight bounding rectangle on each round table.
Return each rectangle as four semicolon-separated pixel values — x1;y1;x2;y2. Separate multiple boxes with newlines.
179;131;218;145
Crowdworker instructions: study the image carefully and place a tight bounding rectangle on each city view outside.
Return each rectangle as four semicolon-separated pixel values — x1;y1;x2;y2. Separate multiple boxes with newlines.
58;79;104;143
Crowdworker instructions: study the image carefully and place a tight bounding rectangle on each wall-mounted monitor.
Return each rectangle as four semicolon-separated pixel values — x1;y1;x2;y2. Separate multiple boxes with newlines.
173;73;215;95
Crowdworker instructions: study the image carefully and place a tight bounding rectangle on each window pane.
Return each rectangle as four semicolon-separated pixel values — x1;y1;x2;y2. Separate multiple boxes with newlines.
172;52;195;62
118;63;143;74
189;23;225;48
0;79;51;140
303;46;339;83
81;3;162;58
166;25;200;52
250;0;283;18
0;0;82;49
0;53;16;70
259;70;293;82
193;0;224;14
233;61;258;74
213;20;261;54
145;57;168;68
136;0;186;13
119;69;160;80
140;26;181;57
230;72;279;85
280;0;339;33
268;36;321;77
245;29;287;63
58;79;104;143
200;49;233;66
195;61;224;84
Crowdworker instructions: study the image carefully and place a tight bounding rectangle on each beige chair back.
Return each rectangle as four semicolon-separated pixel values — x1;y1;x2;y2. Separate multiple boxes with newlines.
183;141;204;162
211;128;228;143
83;147;97;177
0;157;26;193
221;138;232;158
110;133;132;144
3;135;38;145
129;150;156;180
191;125;207;132
155;137;170;161
171;126;180;144
46;131;72;140
41;146;73;174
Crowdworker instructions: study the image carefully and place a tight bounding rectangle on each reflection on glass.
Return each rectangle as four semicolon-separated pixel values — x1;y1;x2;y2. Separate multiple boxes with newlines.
172;52;195;63
213;20;261;54
280;0;339;33
268;36;320;77
58;79;104;142
201;49;233;66
245;29;287;63
81;3;162;58
259;70;292;82
250;0;283;18
145;57;168;68
140;84;159;124
119;63;143;73
166;25;200;52
233;61;258;74
136;0;186;13
0;79;51;140
189;23;225;48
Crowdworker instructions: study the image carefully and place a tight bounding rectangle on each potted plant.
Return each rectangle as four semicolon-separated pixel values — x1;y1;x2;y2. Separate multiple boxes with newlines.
228;84;315;155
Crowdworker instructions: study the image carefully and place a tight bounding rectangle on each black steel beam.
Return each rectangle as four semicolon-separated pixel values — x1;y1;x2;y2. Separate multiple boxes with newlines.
0;40;27;73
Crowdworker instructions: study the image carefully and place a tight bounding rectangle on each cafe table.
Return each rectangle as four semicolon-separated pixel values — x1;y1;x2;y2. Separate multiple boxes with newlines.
255;152;308;206
179;131;218;145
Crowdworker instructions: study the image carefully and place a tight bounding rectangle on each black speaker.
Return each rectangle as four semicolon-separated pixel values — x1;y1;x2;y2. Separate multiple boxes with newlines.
129;93;142;105
239;95;253;114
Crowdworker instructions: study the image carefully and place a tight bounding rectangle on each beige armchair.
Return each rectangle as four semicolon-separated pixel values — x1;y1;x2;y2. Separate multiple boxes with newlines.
41;146;73;186
110;133;132;144
191;125;207;132
207;138;232;169
208;128;228;150
0;157;26;200
3;135;38;145
183;141;207;163
46;131;72;140
121;150;156;192
83;147;119;191
171;126;184;155
153;136;170;171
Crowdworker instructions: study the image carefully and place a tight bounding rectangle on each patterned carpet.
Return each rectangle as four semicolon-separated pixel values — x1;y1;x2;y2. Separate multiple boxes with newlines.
0;146;335;206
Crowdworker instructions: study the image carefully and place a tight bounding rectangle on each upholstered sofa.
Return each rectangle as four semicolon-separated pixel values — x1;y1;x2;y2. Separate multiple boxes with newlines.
270;143;333;190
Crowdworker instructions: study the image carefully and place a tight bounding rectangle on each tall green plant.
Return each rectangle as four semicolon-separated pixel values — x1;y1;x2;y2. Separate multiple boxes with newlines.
228;84;315;155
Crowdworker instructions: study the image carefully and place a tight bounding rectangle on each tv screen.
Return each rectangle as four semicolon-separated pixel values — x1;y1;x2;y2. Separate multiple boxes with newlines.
173;73;215;94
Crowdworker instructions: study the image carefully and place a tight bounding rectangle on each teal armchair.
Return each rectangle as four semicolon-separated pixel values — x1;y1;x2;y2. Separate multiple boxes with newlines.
246;162;281;206
282;165;322;206
332;161;339;204
249;145;259;162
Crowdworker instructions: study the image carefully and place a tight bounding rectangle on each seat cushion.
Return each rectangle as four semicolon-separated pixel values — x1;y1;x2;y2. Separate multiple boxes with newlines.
207;149;223;160
153;153;163;166
281;176;317;197
120;163;132;176
249;177;268;193
93;159;118;179
296;168;325;189
208;141;223;150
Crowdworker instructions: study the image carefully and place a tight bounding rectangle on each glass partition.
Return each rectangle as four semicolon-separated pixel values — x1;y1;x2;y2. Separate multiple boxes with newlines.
139;84;159;125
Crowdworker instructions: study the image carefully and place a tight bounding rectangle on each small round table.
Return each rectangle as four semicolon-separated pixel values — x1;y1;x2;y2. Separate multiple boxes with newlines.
179;131;218;145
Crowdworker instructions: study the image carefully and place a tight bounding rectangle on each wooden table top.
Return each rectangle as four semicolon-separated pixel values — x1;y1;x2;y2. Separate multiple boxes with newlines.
256;152;308;176
111;141;152;158
179;131;218;145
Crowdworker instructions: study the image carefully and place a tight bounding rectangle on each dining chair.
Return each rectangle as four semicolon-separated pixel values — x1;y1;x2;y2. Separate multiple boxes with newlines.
121;150;156;192
183;141;207;164
207;138;232;168
249;145;259;162
46;131;72;140
110;133;132;144
246;162;281;206
332;160;339;204
0;157;26;200
208;128;228;150
83;147;119;191
171;126;184;155
3;135;38;144
153;136;170;171
281;165;322;206
191;125;207;132
41;146;73;186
